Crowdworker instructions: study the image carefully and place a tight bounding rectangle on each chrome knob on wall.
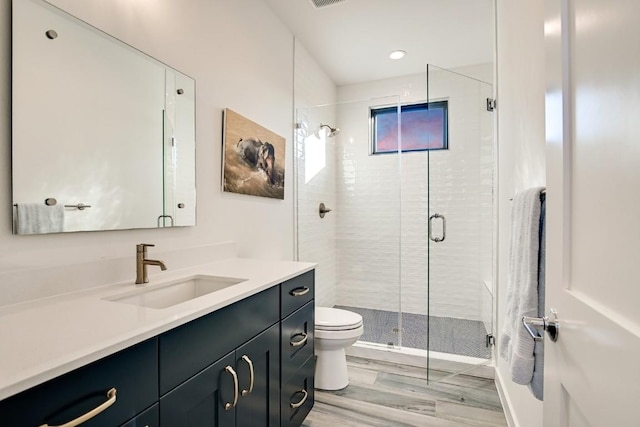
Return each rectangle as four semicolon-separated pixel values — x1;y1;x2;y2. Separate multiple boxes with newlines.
319;203;332;218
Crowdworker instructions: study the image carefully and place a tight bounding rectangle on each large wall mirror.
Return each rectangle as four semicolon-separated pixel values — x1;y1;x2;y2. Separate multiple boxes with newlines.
12;0;196;235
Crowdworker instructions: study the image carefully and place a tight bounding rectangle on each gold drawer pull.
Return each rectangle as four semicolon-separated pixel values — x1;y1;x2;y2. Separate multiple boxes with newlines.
240;355;255;396
224;365;239;410
289;389;308;409
290;333;308;347
289;286;309;297
39;387;117;427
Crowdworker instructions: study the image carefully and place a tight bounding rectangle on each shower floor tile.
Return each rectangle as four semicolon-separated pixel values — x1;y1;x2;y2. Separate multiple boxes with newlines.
335;305;491;359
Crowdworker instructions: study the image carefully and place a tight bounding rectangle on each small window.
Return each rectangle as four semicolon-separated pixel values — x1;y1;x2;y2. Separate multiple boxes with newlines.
371;101;448;154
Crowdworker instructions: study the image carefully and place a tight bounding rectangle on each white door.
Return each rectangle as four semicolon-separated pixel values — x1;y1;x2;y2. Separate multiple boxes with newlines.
544;0;640;425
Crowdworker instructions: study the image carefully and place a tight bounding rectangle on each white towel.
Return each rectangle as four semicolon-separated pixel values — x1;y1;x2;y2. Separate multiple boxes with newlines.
15;203;64;234
499;187;545;385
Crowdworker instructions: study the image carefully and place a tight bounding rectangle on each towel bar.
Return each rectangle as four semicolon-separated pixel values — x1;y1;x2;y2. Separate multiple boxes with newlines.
64;203;91;210
13;199;90;210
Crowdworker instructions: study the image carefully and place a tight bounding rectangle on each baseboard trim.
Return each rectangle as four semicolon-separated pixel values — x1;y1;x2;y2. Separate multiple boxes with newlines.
495;369;518;427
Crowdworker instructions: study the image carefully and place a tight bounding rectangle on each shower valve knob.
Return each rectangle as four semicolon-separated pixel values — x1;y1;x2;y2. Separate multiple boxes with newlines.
319;203;332;218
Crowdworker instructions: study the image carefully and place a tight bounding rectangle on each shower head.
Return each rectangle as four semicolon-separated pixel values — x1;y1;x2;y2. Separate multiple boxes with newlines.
320;123;340;137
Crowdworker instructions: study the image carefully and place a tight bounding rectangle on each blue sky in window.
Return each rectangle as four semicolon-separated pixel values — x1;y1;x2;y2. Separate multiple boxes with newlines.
376;107;445;152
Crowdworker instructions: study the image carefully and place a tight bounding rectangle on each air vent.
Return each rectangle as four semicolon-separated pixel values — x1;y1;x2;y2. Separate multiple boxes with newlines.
310;0;347;8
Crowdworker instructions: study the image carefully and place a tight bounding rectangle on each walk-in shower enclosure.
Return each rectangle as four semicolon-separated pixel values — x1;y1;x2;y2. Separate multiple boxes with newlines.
295;64;494;380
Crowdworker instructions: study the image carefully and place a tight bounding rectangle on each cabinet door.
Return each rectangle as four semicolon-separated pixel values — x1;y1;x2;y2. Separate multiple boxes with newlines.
235;324;280;427
120;403;158;426
160;352;236;427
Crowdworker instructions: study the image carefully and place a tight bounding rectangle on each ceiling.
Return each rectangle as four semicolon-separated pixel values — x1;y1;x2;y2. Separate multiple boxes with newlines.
264;0;494;86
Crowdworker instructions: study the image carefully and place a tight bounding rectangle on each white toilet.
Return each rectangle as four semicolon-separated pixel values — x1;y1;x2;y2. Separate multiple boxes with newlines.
314;307;364;390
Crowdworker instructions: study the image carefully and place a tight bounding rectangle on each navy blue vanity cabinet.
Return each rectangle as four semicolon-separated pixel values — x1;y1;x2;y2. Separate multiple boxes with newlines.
160;352;236;426
159;286;280;396
159;286;281;426
235;323;281;427
281;357;315;427
120;403;159;426
280;270;315;427
0;338;158;427
280;270;314;318
160;324;281;427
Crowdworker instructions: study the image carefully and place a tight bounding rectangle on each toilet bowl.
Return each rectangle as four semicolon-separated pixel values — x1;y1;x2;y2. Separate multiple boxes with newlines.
314;307;364;390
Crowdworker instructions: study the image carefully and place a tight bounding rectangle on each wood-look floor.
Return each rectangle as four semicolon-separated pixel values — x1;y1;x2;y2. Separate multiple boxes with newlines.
302;356;508;427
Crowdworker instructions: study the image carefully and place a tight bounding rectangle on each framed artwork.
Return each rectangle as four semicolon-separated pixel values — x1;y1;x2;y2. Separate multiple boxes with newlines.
222;109;285;200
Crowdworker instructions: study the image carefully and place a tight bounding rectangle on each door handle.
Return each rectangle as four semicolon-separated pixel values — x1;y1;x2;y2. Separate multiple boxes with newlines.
522;308;559;342
39;388;117;427
290;286;310;297
240;355;254;397
428;213;446;242
290;389;308;409
290;332;308;347
224;365;239;410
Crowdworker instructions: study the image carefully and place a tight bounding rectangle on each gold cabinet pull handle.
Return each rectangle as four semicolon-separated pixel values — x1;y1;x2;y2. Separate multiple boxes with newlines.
289;389;308;409
289;333;308;347
290;286;309;297
224;366;239;410
39;387;117;427
240;355;254;397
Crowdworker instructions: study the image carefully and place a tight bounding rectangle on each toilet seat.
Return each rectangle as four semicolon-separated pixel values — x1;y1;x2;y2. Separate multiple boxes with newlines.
315;307;363;331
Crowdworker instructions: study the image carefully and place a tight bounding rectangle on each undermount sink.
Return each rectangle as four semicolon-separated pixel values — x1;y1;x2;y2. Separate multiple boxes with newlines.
106;275;247;309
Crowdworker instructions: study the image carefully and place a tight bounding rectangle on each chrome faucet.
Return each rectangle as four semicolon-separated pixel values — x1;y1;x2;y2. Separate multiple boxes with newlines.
135;243;167;284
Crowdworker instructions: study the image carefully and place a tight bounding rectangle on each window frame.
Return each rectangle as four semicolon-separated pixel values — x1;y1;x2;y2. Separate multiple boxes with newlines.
370;100;449;155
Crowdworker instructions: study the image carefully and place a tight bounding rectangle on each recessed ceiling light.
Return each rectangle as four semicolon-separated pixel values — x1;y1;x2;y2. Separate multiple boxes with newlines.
389;50;407;60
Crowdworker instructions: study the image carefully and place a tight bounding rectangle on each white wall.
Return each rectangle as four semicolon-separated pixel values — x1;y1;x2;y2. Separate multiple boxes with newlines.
293;39;338;308
495;1;546;426
0;0;295;299
334;65;494;323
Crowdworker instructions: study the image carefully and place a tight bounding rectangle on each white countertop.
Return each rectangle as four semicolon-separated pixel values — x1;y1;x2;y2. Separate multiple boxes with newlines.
0;257;315;400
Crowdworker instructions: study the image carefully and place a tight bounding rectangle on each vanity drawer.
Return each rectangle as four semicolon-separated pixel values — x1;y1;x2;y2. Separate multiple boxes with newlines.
281;357;315;427
281;270;314;318
281;301;314;381
0;338;158;427
159;285;279;395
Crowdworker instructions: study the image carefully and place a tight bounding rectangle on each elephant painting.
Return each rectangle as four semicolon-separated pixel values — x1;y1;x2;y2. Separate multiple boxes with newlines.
236;138;276;185
222;109;285;199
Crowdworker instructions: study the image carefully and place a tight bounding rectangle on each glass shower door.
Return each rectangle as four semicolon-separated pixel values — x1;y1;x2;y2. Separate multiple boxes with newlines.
426;64;495;381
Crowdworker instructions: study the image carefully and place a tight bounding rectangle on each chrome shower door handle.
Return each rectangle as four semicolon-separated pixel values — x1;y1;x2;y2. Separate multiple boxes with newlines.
428;213;446;242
